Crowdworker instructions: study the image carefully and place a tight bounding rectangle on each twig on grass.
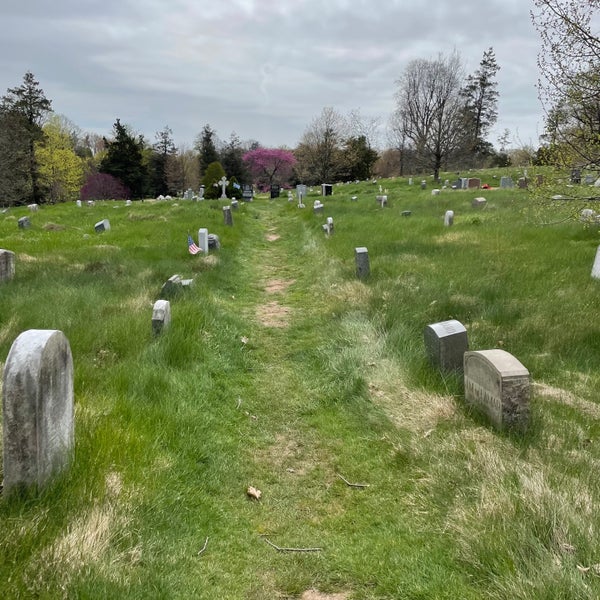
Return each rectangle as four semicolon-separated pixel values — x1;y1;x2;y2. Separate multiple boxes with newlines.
262;537;322;553
197;537;209;556
337;473;370;488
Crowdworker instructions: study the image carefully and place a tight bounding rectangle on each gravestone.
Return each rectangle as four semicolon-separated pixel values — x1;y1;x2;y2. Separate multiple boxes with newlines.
322;216;334;236
231;199;239;210
580;209;596;222
2;329;74;493
208;233;220;250
223;206;233;226
460;178;469;189
270;184;281;199
472;197;487;208
152;300;171;335
431;189;440;196
18;217;31;229
424;319;468;372
444;210;454;226
570;169;581;184
401;210;412;217
420;180;427;190
591;245;600;279
376;195;387;207
125;199;132;206
198;228;209;253
408;178;413;185
28;203;39;212
313;200;324;214
467;178;481;189
517;177;529;189
198;186;205;200
500;176;513;189
94;219;110;233
451;179;461;189
296;184;307;201
242;184;253;201
0;249;15;282
160;274;182;299
76;200;82;207
216;176;229;199
464;349;530;430
536;174;545;185
322;184;333;196
355;247;370;280
584;175;595;185
287;190;294;202
351;196;358;201
87;200;95;207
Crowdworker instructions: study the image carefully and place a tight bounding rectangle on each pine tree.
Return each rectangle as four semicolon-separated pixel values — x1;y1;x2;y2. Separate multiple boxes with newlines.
195;124;220;178
150;125;176;196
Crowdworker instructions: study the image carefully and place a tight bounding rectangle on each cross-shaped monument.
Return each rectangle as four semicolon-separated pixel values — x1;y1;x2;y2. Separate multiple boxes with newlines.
213;176;229;199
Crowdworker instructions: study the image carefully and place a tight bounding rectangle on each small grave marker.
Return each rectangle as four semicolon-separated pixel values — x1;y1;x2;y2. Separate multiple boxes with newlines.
198;228;209;253
472;197;487;208
2;329;74;493
424;319;468;372
444;210;454;226
152;300;171;335
160;274;183;299
28;203;39;212
322;184;333;196
464;349;530;430
223;206;233;226
500;176;514;189
208;233;220;250
18;216;31;229
401;210;412;217
0;249;15;283
591;245;600;279
94;219;110;233
355;247;370;280
467;178;481;189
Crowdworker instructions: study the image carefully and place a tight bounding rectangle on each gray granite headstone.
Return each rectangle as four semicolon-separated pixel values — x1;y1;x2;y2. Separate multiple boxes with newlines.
2;329;74;493
355;247;370;280
444;210;454;226
18;216;31;229
0;249;15;283
198;228;209;253
424;319;468;372
231;199;239;210
223;206;233;226
500;176;513;189
208;233;220;250
160;274;182;298
152;299;171;335
376;195;387;207
517;177;528;189
591;246;600;279
464;349;530;430
472;197;487;208
94;219;110;233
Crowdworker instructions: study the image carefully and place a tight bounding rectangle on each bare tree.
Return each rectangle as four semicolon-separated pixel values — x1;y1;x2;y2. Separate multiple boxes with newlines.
394;52;467;180
531;0;600;167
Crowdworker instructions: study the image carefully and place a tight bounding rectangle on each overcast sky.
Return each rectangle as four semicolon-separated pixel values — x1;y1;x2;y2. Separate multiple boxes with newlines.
1;0;544;151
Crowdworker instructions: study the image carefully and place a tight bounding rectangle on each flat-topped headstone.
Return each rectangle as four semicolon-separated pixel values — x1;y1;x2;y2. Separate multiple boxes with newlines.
160;274;182;298
94;219;110;233
321;184;333;196
18;216;31;229
424;319;468;372
355;247;370;280
464;349;530;430
431;189;440;196
376;195;387;207
591;245;600;279
467;178;481;189
241;184;252;201
2;329;74;493
472;197;487;208
517;177;528;189
223;205;233;226
76;200;82;207
152;299;171;335
500;176;513;189
444;210;454;226
125;199;132;206
198;228;209;253
270;184;280;199
28;203;39;212
0;249;15;282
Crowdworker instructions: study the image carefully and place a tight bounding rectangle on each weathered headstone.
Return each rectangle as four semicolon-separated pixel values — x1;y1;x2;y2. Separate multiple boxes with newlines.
94;219;110;233
376;195;387;207
160;274;182;298
208;233;220;250
313;200;324;214
570;168;581;184
408;178;413;185
125;199;132;206
242;184;252;201
517;177;529;189
76;200;82;207
2;329;74;493
424;319;468;372
18;216;31;229
351;196;358;202
500;176;513;189
270;184;280;199
584;175;595;185
216;176;229;199
472;197;487;208
322;184;333;196
536;174;545;185
87;200;95;207
591;245;600;279
231;199;239;210
0;249;15;282
198;186;205;199
467;178;481;189
223;206;233;226
355;247;370;280
460;178;469;189
152;300;171;335
444;210;454;226
322;216;334;235
198;228;209;253
581;208;596;222
401;210;412;217
28;203;39;212
463;349;530;430
431;189;440;196
296;184;307;201
420;180;427;190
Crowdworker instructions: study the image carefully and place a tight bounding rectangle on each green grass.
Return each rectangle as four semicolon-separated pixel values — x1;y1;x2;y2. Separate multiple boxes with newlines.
2;174;600;598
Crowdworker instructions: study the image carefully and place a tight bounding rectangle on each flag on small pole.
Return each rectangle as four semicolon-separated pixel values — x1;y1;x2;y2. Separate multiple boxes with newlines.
188;234;201;255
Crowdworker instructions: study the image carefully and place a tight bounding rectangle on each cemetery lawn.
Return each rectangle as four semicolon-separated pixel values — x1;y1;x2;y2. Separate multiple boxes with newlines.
2;173;600;599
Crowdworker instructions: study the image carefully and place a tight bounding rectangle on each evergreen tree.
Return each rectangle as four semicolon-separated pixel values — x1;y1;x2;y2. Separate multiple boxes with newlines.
202;161;226;199
150;125;176;196
220;132;247;182
1;71;52;203
460;48;500;162
195;124;219;178
100;119;148;199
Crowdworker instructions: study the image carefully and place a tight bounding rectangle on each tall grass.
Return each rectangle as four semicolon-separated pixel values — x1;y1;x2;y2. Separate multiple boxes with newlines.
2;177;600;599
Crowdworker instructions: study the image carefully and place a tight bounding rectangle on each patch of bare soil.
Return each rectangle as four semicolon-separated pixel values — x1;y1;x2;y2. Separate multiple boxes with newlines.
256;301;291;328
265;279;295;294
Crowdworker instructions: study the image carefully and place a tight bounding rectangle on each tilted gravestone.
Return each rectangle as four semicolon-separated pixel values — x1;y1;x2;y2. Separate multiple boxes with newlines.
152;300;171;335
18;216;31;229
94;219;110;233
355;247;370;280
3;329;74;493
160;274;183;299
464;349;530;430
424;319;468;372
0;249;15;283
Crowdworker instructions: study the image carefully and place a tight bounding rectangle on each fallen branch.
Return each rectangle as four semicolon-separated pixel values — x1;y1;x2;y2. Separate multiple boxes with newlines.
337;473;370;488
262;537;322;553
197;537;209;556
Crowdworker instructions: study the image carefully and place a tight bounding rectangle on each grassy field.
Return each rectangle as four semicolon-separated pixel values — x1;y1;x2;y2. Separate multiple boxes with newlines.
2;171;600;599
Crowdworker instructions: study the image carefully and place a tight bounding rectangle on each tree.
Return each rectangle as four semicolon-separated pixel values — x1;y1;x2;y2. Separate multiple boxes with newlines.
80;172;130;201
202;161;226;199
460;47;500;163
394;52;467;181
37;117;84;203
339;136;379;180
0;110;30;205
100;119;148;199
220;132;248;182
242;147;296;190
1;71;52;203
150;125;176;196
531;0;600;167
195;124;220;178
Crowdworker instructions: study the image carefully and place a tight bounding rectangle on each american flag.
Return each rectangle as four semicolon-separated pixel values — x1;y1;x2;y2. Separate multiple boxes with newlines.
188;234;201;255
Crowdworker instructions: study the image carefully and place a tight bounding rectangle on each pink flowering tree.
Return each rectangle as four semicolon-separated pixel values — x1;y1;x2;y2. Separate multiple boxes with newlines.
242;148;296;191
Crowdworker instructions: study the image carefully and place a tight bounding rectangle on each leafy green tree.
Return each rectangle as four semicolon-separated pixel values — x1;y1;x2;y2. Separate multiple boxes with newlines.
195;124;220;178
100;119;148;199
202;161;226;199
1;71;52;203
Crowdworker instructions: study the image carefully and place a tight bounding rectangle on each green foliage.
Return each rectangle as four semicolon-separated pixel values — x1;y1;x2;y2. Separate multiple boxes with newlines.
195;124;219;178
202;161;226;198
